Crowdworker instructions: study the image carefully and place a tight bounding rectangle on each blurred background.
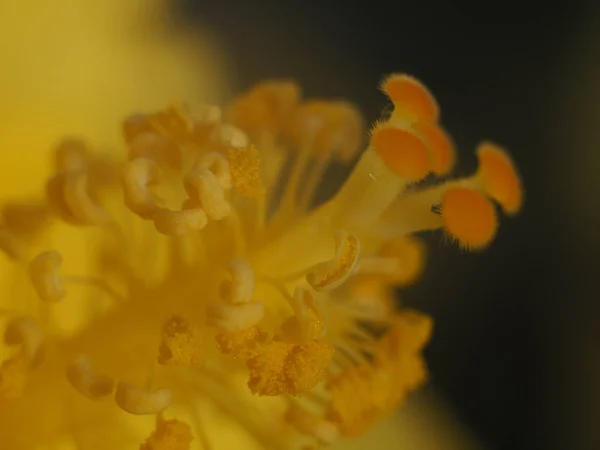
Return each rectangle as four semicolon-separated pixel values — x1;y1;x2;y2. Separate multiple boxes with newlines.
167;0;598;449
0;0;596;449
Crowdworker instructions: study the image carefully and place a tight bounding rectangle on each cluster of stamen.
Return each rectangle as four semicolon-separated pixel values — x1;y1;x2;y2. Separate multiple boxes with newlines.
0;73;522;449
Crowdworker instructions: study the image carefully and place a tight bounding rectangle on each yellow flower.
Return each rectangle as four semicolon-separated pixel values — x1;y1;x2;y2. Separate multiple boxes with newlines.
0;70;523;450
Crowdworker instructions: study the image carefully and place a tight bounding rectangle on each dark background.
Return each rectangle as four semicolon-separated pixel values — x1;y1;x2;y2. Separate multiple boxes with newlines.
170;1;598;449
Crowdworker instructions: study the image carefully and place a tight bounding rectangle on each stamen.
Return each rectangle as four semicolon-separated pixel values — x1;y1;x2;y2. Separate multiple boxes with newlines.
122;114;156;146
307;230;360;291
148;103;191;142
356;236;426;286
153;207;208;237
66;355;115;400
207;301;265;332
122;157;160;219
215;326;268;360
115;381;172;415
60;276;125;303
212;124;249;149
191;152;232;190
128;132;182;171
4;316;45;368
0;228;25;261
227;80;301;142
247;338;334;396
29;251;65;303
54;138;90;172
46;171;110;226
189;105;222;149
1;202;49;236
281;288;325;342
184;168;230;221
219;258;255;304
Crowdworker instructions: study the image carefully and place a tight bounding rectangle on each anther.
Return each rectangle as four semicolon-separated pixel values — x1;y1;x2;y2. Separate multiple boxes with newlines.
140;418;194;450
227;145;265;199
191;151;232;190
54;138;90;172
281;288;325;342
115;381;172;415
207;301;265;332
1;202;48;236
158;315;203;367
66;355;115;400
0;228;25;261
128;132;181;171
46;171;110;226
153;207;208;237
29;251;65;302
213;124;249;149
307;230;360;291
122;157;160;219
184;168;230;221
4;316;45;368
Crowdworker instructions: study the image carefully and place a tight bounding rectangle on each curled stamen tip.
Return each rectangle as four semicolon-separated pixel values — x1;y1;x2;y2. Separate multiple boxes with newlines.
66;355;115;400
115;382;172;415
2;203;49;235
153;207;208;237
29;251;65;302
207;301;265;333
54;138;89;172
184;168;230;221
4;317;45;368
192;152;232;190
128;132;181;171
122;114;154;145
441;187;498;250
307;231;360;292
476;141;524;215
0;228;26;261
381;73;439;123
122;157;160;220
47;171;110;226
370;122;430;181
